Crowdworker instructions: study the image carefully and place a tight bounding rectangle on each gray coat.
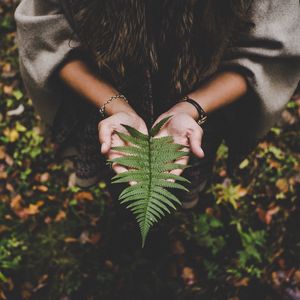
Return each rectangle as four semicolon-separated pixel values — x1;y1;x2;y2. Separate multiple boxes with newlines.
14;0;300;149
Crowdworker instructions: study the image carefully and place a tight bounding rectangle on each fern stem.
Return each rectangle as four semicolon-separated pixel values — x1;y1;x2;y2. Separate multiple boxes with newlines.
141;136;153;247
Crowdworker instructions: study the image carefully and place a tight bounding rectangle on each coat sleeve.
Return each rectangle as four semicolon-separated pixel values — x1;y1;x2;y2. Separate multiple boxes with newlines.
14;0;81;127
220;0;300;140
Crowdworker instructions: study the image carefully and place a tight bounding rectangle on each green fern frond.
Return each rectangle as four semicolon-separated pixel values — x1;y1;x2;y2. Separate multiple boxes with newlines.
108;116;191;247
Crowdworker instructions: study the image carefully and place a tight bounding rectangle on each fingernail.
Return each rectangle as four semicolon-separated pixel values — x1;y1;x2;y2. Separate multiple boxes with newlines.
200;148;205;157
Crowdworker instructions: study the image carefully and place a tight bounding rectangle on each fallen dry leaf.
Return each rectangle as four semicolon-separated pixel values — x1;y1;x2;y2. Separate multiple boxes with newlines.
3;128;19;143
54;210;66;222
233;277;250;287
0;171;7;180
3;85;13;95
181;267;196;286
75;191;94;202
34;185;49;193
237;185;247;197
10;194;23;211
276;179;289;193
0;147;6;160
26;204;40;215
293;270;300;284
40;172;50;182
64;237;78;243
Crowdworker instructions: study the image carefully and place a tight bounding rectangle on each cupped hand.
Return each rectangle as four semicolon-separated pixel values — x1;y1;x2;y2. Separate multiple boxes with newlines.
151;106;205;176
98;112;148;174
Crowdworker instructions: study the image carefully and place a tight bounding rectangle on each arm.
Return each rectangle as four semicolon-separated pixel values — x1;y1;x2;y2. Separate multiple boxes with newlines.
168;71;248;119
58;58;136;116
57;56;148;173
15;0;147;174
153;0;300;171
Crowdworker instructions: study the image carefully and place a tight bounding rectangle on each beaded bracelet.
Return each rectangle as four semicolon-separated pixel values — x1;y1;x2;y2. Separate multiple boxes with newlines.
99;94;128;118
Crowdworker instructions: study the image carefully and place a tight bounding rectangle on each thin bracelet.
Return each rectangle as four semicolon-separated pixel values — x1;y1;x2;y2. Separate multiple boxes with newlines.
99;94;128;118
181;96;208;126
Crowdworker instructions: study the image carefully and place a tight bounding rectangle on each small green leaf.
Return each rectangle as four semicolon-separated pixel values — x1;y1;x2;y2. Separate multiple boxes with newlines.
150;115;173;137
120;124;149;141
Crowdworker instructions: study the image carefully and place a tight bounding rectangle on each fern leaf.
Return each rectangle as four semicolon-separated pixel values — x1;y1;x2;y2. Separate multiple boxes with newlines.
149;116;172;137
120;124;149;141
110;117;191;247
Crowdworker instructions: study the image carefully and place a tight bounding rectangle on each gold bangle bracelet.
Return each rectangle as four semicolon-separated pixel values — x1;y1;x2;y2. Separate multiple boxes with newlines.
98;94;128;118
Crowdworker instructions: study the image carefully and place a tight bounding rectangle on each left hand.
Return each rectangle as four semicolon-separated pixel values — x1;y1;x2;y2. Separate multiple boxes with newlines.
151;101;205;176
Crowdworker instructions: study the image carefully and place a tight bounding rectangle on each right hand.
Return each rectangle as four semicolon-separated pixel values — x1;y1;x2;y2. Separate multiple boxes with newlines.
98;111;148;174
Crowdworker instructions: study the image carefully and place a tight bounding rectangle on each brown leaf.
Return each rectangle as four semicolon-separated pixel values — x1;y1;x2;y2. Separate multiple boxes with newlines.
75;191;94;202
47;195;56;201
0;172;7;180
268;159;281;169
293;270;300;284
3;85;13;95
233;277;250;287
2;63;11;73
0;147;6;160
219;169;227;177
281;110;297;125
64;237;78;243
276;179;289;193
26;204;40;215
237;185;247;197
34;185;49;193
3;128;19;143
5;183;14;192
104;260;114;269
0;290;7;300
10;194;22;211
16;204;40;219
256;206;280;225
54;210;66;222
40;172;50;182
181;267;196;286
265;206;280;225
4;154;13;166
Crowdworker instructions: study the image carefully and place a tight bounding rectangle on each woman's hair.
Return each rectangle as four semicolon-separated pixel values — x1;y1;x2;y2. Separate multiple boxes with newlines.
65;0;253;93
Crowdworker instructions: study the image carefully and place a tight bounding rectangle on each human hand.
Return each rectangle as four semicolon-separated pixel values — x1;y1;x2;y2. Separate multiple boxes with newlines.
151;102;205;176
98;112;148;174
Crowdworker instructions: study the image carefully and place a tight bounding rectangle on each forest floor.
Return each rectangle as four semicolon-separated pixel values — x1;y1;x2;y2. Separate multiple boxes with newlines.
0;1;300;299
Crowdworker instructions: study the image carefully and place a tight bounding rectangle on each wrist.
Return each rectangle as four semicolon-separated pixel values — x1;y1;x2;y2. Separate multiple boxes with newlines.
168;101;199;121
104;99;136;117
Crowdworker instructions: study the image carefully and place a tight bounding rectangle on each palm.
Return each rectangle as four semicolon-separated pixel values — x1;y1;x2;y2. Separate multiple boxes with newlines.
153;114;193;175
106;114;148;174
